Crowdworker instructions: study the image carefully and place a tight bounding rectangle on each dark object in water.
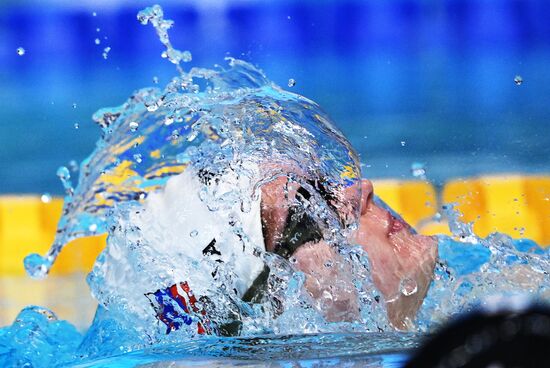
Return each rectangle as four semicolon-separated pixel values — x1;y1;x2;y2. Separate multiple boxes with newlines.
405;303;550;368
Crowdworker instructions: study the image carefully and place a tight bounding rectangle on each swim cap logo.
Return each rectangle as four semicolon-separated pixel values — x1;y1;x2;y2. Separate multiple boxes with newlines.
145;281;212;335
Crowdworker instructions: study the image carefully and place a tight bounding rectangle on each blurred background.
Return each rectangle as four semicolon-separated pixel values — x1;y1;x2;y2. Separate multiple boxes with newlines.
1;0;550;194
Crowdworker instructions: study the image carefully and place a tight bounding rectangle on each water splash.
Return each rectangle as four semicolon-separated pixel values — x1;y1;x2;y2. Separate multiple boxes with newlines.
0;307;82;367
413;204;550;330
137;4;192;73
24;53;360;279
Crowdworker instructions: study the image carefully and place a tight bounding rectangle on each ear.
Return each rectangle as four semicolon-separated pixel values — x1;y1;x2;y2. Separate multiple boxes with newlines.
360;179;373;216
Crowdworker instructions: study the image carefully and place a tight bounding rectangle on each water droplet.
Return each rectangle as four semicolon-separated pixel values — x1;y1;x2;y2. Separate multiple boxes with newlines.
288;78;296;87
187;130;198;142
24;253;50;279
40;193;52;203
411;162;426;179
164;116;174;126
400;141;406;147
190;230;198;237
399;277;418;296
89;223;98;232
514;75;523;86
16;47;25;56
57;166;70;180
181;50;192;63
137;4;192;68
129;121;139;132
152;76;159;84
133;153;143;163
69;160;79;172
102;46;111;59
72;103;77;109
145;99;162;112
74;122;80;129
95;38;101;45
56;166;74;196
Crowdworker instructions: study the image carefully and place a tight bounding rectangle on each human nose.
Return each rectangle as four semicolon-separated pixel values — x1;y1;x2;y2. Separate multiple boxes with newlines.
361;179;374;216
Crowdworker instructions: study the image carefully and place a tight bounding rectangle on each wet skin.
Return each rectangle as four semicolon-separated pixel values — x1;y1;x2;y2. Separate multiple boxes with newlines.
261;178;438;330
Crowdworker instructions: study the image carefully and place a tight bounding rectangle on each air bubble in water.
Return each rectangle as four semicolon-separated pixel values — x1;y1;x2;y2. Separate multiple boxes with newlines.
133;154;142;163
102;47;111;59
74;123;80;129
411;162;426;179
288;78;296;87
16;47;25;56
153;76;159;84
190;230;198;237
400;141;406;147
92;12;97;17
514;75;523;86
399;278;418;296
89;224;98;232
129;121;139;132
40;193;52;203
95;38;101;45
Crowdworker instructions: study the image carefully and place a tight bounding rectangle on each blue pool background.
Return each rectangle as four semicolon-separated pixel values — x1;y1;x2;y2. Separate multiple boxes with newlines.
1;0;550;194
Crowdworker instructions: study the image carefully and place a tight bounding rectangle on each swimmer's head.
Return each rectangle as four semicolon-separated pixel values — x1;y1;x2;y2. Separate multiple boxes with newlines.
190;90;364;247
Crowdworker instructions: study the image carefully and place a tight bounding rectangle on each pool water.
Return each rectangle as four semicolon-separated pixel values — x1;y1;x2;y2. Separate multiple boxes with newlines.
74;335;410;367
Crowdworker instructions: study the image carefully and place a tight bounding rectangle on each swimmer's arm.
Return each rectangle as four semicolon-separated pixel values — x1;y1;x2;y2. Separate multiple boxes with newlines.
292;240;361;323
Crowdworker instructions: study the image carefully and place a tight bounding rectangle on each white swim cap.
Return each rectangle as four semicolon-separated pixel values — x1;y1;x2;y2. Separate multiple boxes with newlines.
139;166;266;298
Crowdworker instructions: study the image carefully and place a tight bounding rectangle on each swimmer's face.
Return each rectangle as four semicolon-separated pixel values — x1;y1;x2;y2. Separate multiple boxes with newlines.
352;180;438;328
261;177;438;329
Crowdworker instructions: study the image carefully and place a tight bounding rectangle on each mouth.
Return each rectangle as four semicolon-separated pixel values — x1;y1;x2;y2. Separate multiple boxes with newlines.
386;212;410;237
